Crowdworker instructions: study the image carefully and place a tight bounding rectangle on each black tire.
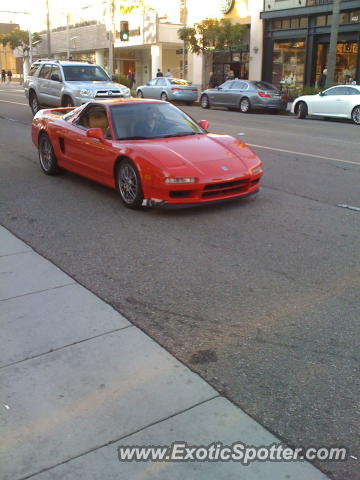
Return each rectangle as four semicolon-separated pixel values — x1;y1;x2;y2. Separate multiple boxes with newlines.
61;96;74;107
160;92;168;101
137;90;144;98
38;133;61;175
116;159;144;209
351;105;360;125
239;97;251;113
297;101;308;119
29;91;41;115
200;94;210;109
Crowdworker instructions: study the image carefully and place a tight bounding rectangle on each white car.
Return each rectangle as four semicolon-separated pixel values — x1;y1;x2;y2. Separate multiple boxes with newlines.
291;84;360;125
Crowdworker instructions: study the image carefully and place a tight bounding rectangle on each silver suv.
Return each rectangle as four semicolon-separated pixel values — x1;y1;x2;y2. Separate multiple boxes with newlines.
24;59;131;114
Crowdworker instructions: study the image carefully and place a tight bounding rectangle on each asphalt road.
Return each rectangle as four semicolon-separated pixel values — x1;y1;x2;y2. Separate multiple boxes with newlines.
1;88;359;480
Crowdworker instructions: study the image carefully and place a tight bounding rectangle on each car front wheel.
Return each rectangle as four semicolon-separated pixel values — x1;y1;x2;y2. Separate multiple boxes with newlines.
297;101;308;119
160;92;168;101
351;105;360;125
137;90;144;98
116;160;144;209
29;92;40;115
61;96;74;107
38;133;61;175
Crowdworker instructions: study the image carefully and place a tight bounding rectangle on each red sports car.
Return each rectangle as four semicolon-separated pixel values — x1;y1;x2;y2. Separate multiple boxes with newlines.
32;99;263;209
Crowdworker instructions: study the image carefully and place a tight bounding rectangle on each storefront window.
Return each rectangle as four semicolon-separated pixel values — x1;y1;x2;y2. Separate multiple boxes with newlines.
315;42;358;86
272;41;305;92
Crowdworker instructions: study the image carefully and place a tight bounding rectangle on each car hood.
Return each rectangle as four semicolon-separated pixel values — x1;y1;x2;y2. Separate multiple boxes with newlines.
135;134;260;176
68;81;128;90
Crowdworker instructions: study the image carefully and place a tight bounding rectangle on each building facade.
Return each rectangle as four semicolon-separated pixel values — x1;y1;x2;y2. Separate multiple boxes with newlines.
261;0;360;94
0;23;22;78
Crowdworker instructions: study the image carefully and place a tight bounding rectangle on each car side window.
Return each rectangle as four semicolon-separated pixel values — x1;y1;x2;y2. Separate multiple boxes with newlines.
38;64;52;79
231;81;247;90
221;81;234;89
346;87;360;95
75;105;110;137
50;65;62;82
323;86;347;96
148;79;157;86
156;78;167;86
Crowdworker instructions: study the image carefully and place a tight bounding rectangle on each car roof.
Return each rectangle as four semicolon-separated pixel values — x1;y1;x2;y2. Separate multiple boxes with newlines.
100;98;165;106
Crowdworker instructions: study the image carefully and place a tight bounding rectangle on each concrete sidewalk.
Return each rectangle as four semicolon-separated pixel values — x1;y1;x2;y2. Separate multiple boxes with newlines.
0;225;329;480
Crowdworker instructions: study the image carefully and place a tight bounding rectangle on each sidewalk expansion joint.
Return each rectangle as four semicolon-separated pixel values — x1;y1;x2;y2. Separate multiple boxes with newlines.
16;394;220;480
0;250;31;258
0;282;76;302
0;324;134;370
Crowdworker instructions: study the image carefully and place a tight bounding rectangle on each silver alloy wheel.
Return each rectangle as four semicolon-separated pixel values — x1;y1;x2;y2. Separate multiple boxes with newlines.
118;164;138;204
200;95;209;109
351;106;360;125
137;90;143;98
39;136;54;172
160;92;168;101
31;94;39;114
240;98;250;113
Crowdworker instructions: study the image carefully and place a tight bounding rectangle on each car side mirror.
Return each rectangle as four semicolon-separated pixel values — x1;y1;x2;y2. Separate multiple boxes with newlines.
50;73;61;82
198;120;209;130
86;128;105;142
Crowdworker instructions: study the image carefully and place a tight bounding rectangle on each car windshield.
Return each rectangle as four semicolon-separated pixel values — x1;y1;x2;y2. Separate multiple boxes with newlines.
252;81;278;91
62;65;110;82
110;103;204;140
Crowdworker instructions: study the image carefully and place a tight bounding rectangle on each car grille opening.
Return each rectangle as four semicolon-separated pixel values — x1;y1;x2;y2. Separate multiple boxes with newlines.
202;178;250;198
95;90;123;98
169;190;192;198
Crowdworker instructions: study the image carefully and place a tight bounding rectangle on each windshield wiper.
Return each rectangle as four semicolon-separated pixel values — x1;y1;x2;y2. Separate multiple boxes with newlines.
161;132;197;138
118;135;148;140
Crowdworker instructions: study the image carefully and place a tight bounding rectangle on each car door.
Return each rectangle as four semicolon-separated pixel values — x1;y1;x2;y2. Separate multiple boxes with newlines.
62;104;116;182
208;81;234;106
343;86;360;118
142;78;158;98
225;80;248;108
311;86;349;116
37;64;52;105
154;77;167;99
47;65;63;107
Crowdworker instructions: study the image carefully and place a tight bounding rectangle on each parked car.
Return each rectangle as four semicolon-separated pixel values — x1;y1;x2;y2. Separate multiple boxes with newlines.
24;59;131;115
291;84;360;124
136;78;198;105
200;80;288;113
31;99;263;209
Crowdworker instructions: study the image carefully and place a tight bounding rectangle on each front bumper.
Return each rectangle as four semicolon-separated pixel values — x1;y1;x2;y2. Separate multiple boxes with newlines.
144;174;262;206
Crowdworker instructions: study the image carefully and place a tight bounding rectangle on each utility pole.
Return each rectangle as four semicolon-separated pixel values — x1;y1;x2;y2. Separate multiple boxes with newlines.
325;0;341;88
182;0;187;79
107;0;114;76
45;0;51;57
66;13;70;60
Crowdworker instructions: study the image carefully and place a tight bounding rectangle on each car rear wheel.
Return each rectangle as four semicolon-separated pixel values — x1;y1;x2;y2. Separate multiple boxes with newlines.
297;101;308;119
38;133;61;175
116;159;144;209
29;92;40;115
160;92;168;101
200;94;210;109
239;97;251;113
137;90;144;98
61;96;74;107
351;105;360;125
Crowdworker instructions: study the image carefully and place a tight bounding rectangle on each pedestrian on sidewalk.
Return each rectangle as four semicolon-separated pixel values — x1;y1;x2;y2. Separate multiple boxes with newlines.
156;68;163;77
1;69;6;83
165;69;172;78
7;70;12;83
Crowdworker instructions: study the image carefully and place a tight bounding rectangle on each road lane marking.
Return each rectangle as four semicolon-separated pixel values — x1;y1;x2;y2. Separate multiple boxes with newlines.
338;204;360;212
0;89;24;93
247;143;360;167
0;99;28;106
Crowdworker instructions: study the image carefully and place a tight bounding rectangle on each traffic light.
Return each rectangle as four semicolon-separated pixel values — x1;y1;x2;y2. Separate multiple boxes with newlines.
120;21;129;41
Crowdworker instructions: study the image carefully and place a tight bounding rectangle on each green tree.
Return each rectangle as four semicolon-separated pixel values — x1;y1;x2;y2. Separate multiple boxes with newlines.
178;18;246;89
0;29;42;59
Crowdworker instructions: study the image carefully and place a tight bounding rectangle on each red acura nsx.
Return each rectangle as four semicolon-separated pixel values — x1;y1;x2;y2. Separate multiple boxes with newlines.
32;99;263;209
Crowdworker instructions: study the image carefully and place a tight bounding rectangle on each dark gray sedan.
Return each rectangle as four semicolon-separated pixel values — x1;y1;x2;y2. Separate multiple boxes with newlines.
200;80;288;113
136;77;198;105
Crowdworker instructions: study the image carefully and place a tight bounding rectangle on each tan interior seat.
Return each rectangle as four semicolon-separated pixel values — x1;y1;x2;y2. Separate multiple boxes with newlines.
87;112;109;135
